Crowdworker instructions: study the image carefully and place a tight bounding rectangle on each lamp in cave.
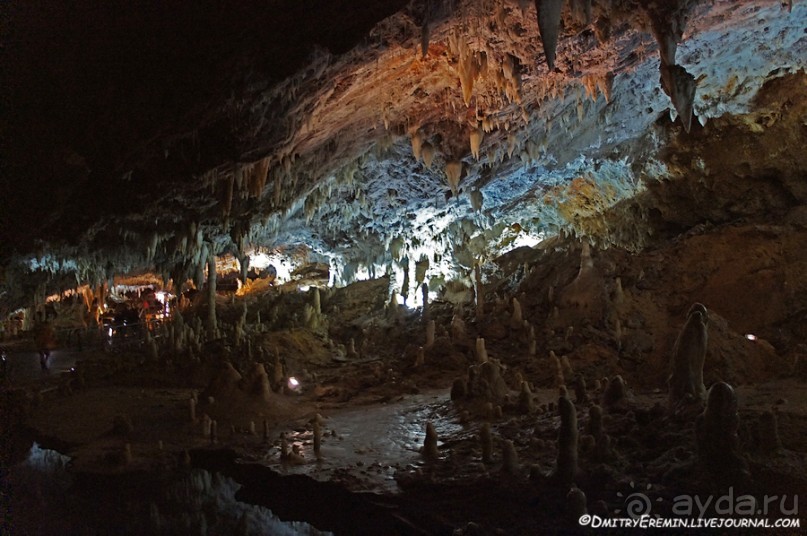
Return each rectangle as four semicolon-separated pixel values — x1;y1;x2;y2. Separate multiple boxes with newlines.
745;334;758;341
287;377;301;392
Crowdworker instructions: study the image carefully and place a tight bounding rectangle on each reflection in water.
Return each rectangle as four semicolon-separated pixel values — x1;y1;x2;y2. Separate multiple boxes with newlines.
8;443;330;535
275;389;464;492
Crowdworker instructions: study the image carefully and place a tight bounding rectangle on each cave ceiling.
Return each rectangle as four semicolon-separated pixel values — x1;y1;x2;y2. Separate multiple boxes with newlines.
1;0;806;305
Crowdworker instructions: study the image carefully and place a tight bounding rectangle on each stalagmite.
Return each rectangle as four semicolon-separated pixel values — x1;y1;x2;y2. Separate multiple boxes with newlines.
423;422;439;460
527;325;536;356
561;355;574;382
425;320;435;348
550;351;564;387
313;287;321;315
206;247;217;340
421;282;430;322
476;337;488;363
238;253;250;285
401;261;410;303
552;396;578;488
518;381;535;414
511;297;523;329
451;377;467;400
210;420;218;444
313;419;322;458
695;382;749;482
566;488;587;519
574;375;588;404
189;398;197;423
451;313;466;342
534;0;564;70
603;375;627;410
415;346;425;368
348;338;359;359
502;440;519;474
124;443;133;465
668;303;708;410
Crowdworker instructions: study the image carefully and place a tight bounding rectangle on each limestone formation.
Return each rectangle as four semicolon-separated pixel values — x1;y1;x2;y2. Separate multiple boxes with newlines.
476;337;488;363
566;487;587;519
501;439;519;474
550;351;564;388
518;381;535;414
560;355;574;382
451;377;468;400
241;362;273;402
573;375;588;404
204;361;243;399
423;422;439;460
511;297;523;329
468;359;509;402
695;382;749;483
660;63;697;133
551;396;579;488
313;419;322;458
414;346;425;368
425;320;435;348
602;375;626;410
451;313;467;342
668;303;709;410
534;0;564;70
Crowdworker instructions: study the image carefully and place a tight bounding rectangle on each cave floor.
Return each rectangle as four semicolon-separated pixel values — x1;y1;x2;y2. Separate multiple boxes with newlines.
10;344;807;534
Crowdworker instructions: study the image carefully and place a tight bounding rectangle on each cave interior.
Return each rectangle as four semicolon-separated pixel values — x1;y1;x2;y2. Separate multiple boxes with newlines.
1;0;806;534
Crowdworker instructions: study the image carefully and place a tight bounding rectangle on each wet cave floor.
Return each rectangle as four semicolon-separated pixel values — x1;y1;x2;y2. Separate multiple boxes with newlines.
3;337;806;535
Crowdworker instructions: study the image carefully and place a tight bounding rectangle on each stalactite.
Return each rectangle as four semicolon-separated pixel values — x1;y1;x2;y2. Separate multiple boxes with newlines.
534;0;564;70
469;126;483;160
422;143;435;170
445;160;462;196
660;63;696;133
411;130;424;161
